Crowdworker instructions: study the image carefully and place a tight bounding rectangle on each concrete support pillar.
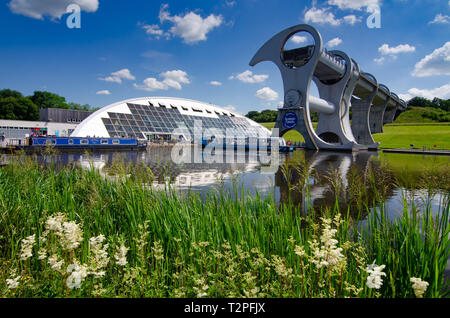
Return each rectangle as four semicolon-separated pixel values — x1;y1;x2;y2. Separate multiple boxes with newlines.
369;84;391;134
383;106;398;125
351;95;379;148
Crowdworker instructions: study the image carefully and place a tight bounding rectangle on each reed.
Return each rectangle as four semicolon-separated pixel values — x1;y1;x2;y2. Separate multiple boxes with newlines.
0;156;448;298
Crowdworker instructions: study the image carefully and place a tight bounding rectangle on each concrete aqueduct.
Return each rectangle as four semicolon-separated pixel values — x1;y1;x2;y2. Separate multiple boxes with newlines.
250;24;407;151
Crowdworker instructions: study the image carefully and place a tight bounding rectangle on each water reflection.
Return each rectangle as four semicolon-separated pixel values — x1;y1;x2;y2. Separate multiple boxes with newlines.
14;148;449;215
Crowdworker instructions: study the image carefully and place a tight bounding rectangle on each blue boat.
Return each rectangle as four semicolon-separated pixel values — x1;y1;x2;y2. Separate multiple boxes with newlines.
27;137;147;151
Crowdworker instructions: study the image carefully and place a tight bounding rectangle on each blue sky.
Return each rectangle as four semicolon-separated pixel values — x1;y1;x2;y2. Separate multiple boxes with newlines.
0;0;449;114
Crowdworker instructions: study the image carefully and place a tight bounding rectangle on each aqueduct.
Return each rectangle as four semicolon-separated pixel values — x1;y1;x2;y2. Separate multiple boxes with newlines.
250;24;407;151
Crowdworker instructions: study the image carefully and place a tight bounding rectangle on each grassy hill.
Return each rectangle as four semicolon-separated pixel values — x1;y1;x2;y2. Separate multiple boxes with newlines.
261;122;450;150
395;106;450;123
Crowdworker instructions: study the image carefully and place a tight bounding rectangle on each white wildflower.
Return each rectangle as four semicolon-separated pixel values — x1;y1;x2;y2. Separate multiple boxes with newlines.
366;263;386;289
38;247;47;260
48;254;64;272
310;217;345;271
410;277;429;298
61;221;83;251
66;263;88;289
88;235;109;277
294;245;306;257
20;234;36;261
114;244;129;267
45;213;67;232
6;275;21;290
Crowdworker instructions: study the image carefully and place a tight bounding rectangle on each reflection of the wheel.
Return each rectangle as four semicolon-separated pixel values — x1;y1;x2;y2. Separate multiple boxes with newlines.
275;150;391;215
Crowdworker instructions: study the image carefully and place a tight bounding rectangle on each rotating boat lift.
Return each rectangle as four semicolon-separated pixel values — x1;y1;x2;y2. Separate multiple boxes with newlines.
250;24;407;151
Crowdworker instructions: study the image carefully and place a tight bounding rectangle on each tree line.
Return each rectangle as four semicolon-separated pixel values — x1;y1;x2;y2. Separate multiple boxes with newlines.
0;89;98;121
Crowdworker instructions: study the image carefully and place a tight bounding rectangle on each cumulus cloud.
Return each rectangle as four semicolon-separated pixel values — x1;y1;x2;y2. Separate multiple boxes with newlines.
304;7;363;26
378;44;416;55
374;43;416;64
399;84;450;101
412;42;450;77
134;70;190;91
327;0;380;11
148;4;223;44
343;14;361;25
326;37;342;48
429;13;450;24
304;7;341;26
210;81;222;86
256;87;279;101
290;35;308;44
230;70;268;84
7;0;99;20
99;69;136;84
96;90;111;95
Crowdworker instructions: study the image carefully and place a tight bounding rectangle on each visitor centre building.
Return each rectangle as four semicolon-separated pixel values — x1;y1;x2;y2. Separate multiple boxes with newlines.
71;97;274;143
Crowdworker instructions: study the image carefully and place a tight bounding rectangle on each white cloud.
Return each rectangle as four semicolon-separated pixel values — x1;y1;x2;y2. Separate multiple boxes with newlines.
99;69;135;84
326;37;342;48
399;84;450;101
290;35;308;44
327;0;380;11
140;24;168;39
96;90;111;95
210;81;222;86
412;42;450;77
134;78;168;91
378;44;416;55
8;0;99;20
429;13;450;24
374;56;385;64
231;70;268;84
256;87;279;101
160;70;190;90
343;14;361;25
304;7;362;26
157;4;223;44
134;70;190;91
223;105;236;112
304;7;341;26
111;69;135;80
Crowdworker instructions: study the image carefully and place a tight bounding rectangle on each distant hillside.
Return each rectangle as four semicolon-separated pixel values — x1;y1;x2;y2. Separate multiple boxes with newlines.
395;107;450;123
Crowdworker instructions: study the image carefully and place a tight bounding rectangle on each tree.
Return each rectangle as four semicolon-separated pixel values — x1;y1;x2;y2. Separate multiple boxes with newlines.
30;91;69;109
0;89;23;99
67;102;92;111
408;97;432;108
0;96;39;121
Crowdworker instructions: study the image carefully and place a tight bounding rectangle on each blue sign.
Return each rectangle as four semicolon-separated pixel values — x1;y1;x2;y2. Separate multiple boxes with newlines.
282;112;298;129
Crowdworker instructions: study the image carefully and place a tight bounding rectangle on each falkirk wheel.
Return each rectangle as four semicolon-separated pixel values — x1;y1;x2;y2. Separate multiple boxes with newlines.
250;24;407;151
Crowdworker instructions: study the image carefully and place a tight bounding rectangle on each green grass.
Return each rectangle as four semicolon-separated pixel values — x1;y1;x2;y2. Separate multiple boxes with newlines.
261;122;450;149
373;124;450;149
0;156;448;298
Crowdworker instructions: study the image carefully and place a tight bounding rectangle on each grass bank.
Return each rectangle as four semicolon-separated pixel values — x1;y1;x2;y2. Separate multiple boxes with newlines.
0;157;448;298
261;122;450;149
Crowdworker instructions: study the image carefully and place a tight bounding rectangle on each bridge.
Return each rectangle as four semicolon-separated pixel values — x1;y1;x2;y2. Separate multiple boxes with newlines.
250;24;407;151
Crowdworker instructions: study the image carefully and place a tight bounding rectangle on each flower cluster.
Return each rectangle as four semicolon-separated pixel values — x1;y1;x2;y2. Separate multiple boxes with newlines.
366;263;386;289
410;277;429;298
310;216;346;272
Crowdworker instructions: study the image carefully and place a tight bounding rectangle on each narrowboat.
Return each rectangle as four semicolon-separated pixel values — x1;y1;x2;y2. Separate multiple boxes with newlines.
27;137;147;151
